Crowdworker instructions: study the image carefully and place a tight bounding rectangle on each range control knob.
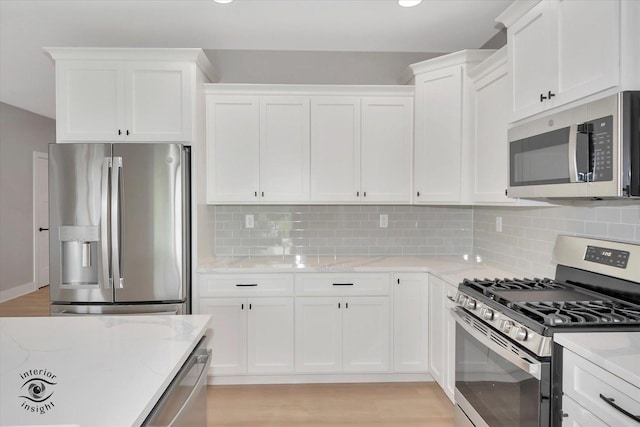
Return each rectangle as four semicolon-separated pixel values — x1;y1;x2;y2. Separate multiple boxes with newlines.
456;294;467;305
500;320;513;334
515;327;528;341
465;299;477;310
481;308;494;321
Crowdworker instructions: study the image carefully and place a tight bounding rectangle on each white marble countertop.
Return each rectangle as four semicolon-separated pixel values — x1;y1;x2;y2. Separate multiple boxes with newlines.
0;315;211;427
198;255;522;285
554;332;640;388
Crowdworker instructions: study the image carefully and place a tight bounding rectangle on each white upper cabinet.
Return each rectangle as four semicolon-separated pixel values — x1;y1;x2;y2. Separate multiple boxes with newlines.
206;85;413;205
498;0;639;123
46;48;217;143
410;50;495;204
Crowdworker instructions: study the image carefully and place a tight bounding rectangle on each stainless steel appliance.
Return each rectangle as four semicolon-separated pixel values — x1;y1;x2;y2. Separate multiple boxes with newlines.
507;91;640;199
453;235;640;427
49;143;191;315
143;336;210;427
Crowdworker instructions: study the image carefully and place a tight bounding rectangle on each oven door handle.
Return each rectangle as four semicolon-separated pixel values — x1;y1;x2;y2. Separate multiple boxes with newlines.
452;308;542;380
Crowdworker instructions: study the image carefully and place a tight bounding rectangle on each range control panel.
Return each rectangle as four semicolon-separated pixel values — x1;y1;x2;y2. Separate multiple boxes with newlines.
585;245;630;269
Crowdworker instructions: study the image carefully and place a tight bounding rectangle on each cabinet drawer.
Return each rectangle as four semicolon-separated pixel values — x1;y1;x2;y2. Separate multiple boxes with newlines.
295;273;390;296
562;395;608;427
563;349;640;427
200;274;294;297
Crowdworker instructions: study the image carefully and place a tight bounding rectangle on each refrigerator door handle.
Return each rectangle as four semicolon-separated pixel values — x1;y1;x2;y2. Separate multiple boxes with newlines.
111;156;124;289
101;158;112;289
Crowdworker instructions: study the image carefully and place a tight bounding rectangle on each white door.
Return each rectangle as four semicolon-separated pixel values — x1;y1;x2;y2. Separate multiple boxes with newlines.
125;62;192;141
200;298;247;375
259;96;310;202
56;60;125;142
428;276;445;386
206;95;260;203
342;296;390;373
393;274;428;372
310;97;361;202
247;297;294;374
509;1;556;121
413;66;463;203
360;97;412;203
35;153;49;289
294;297;342;373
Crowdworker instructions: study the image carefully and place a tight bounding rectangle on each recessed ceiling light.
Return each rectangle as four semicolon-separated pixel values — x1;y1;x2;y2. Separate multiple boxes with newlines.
398;0;422;7
214;0;233;4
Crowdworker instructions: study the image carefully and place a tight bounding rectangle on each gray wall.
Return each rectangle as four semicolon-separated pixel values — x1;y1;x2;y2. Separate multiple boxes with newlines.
0;103;55;296
480;29;507;49
205;50;443;84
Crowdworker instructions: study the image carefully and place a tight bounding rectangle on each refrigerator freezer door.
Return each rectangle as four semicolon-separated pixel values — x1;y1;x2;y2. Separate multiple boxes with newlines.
112;144;188;303
49;143;114;303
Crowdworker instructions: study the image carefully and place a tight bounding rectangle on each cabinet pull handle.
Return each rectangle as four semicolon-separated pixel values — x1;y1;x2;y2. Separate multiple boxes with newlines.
249;303;252;310
397;278;400;284
236;283;258;287
540;93;547;102
416;191;420;197
261;191;264;197
338;302;341;308
118;129;122;135
39;227;49;232
599;394;640;422
446;295;456;302
241;303;244;310
548;91;555;99
254;191;258;197
363;191;367;197
126;130;130;135
332;283;354;286
346;302;349;309
357;191;359;197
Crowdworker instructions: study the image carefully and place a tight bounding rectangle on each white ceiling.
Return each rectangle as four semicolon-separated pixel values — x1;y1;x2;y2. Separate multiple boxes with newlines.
0;0;512;119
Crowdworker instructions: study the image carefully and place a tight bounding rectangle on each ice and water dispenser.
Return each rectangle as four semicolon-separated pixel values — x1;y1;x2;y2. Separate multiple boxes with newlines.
58;225;100;285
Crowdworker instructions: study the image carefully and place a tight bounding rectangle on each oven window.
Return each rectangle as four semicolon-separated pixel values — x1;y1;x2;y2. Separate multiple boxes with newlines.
455;323;544;427
510;127;571;186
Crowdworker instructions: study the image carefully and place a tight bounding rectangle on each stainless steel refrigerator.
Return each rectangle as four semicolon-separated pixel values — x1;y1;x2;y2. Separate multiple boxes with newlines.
49;143;191;315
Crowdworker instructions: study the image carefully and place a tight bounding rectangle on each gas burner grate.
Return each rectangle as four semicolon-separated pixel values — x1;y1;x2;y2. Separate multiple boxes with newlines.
512;300;640;326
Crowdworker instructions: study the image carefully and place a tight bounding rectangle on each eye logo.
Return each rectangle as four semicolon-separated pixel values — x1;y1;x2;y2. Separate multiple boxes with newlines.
18;369;57;415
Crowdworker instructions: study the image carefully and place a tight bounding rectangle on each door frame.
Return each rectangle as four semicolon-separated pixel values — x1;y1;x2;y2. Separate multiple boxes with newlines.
33;151;48;290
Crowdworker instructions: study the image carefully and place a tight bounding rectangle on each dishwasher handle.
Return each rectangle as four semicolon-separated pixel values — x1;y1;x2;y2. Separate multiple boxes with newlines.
143;338;211;427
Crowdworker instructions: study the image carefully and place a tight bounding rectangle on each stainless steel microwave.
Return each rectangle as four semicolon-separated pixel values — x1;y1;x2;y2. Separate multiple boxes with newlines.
507;91;639;199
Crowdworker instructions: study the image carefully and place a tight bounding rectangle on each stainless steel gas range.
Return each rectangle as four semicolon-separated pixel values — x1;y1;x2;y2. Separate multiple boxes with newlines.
452;235;640;427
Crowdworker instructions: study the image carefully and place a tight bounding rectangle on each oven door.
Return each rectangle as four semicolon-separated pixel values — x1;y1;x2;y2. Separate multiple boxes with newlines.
453;308;551;427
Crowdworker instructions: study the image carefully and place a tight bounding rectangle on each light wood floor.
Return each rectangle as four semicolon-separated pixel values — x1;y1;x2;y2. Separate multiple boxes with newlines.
0;288;454;426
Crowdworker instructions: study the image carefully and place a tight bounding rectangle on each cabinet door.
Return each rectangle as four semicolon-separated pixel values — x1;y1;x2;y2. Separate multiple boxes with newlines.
562;395;608;427
443;282;458;403
393;274;429;372
199;298;247;375
342;297;390;373
125;62;192;141
56;61;125;142
414;67;463;203
247;297;294;374
428;276;446;386
259;96;310;202
310;97;361;202
472;60;515;204
509;0;556;121
206;95;260;203
295;297;342;373
555;0;619;106
360;97;412;203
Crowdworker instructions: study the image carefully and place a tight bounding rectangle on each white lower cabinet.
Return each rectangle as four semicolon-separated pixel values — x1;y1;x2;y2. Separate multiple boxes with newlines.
428;274;457;402
200;297;294;375
392;273;429;372
295;296;390;373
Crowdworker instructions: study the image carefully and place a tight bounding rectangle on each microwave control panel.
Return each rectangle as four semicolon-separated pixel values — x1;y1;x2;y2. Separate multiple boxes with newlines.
587;115;613;182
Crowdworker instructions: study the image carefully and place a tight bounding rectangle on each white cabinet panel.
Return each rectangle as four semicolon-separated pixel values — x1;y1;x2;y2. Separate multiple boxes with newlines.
562;395;608;427
360;97;412;203
200;298;247;375
259;96;310;202
56;61;125;142
428;274;457;403
342;297;390;373
295;297;342;373
443;282;457;402
310;97;361;202
247;297;294;374
392;274;428;373
414;66;463;203
206;95;260;203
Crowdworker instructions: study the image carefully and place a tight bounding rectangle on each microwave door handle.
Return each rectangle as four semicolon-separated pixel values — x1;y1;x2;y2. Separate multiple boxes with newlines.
568;124;580;182
452;308;542;380
111;157;124;289
101;158;112;289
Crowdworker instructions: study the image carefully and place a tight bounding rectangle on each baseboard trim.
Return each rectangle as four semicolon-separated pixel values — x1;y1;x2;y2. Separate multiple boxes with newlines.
0;282;37;303
207;372;433;385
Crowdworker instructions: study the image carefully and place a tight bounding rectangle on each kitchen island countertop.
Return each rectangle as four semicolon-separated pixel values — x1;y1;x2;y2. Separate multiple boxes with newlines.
198;255;522;285
0;315;211;427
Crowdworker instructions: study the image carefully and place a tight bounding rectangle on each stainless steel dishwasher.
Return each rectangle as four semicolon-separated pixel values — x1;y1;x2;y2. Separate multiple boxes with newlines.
143;336;211;427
